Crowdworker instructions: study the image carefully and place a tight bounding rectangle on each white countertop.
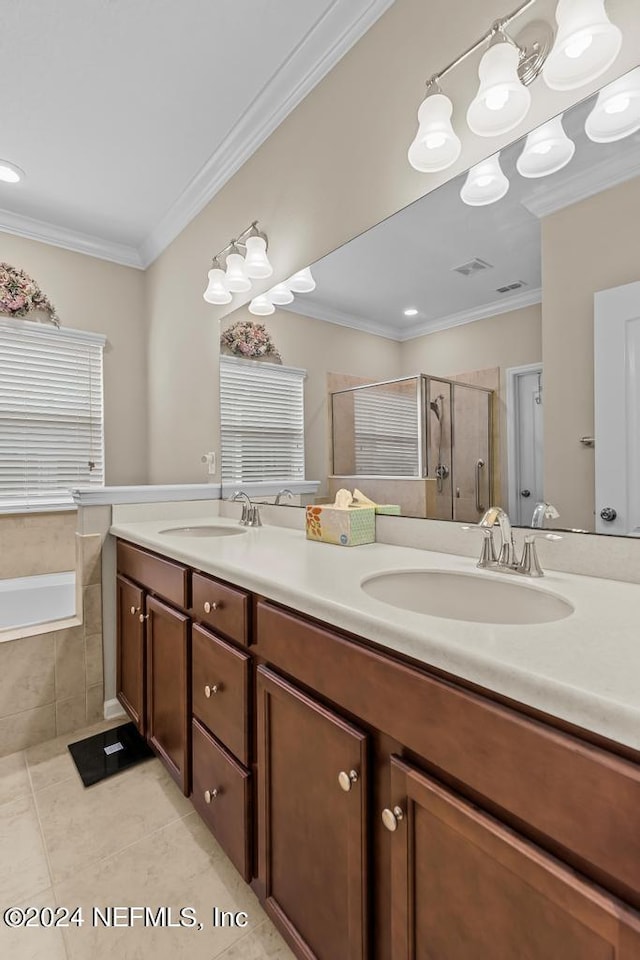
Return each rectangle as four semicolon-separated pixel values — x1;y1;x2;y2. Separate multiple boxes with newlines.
109;514;640;751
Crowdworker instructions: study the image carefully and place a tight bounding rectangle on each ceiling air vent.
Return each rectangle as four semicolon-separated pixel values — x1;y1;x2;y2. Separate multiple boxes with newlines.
496;280;528;294
452;257;493;277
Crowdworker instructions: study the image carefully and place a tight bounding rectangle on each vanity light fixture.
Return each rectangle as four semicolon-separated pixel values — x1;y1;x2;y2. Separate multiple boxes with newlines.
516;113;575;177
467;27;532;137
287;267;316;293
542;0;622;91
203;221;272;305
248;294;275;316
460;153;510;206
268;282;295;305
585;67;640;142
0;160;24;184
203;257;232;305
408;84;462;172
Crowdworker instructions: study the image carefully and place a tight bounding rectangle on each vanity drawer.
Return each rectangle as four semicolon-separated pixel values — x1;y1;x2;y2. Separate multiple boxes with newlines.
192;623;250;765
191;719;251;881
255;600;640;908
116;540;188;609
191;571;248;645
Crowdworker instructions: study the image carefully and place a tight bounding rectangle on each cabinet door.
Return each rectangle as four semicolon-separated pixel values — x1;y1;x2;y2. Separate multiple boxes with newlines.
146;595;190;794
256;666;368;960
387;756;640;960
116;574;145;733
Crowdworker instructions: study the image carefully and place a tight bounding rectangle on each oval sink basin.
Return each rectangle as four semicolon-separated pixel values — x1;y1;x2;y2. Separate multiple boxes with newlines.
361;570;573;625
158;525;246;538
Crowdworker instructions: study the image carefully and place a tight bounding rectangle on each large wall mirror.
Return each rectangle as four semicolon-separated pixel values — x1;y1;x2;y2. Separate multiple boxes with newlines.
220;66;640;538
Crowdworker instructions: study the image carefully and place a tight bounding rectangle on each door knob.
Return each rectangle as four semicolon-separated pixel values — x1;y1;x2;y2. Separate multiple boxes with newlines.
600;507;617;522
381;806;404;832
204;684;221;698
338;770;359;792
204;601;220;614
520;489;531;498
204;788;219;804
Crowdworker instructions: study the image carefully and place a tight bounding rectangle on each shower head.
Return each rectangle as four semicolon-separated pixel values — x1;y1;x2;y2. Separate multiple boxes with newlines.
430;394;445;420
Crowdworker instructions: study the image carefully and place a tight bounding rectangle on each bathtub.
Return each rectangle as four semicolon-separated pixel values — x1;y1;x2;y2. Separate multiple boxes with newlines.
0;571;76;636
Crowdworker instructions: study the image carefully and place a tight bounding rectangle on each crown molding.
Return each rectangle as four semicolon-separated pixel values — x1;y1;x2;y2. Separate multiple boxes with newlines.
0;207;143;269
281;298;401;341
287;287;542;342
138;0;396;267
521;141;640;219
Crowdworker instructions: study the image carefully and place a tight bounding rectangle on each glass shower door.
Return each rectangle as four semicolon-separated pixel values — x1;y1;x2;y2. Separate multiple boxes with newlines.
451;384;492;523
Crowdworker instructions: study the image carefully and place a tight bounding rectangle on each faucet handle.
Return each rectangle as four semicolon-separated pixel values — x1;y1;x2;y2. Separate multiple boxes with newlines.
461;525;497;568
517;533;562;577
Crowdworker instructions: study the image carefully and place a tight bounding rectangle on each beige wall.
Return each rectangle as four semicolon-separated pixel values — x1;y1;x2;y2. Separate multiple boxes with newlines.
144;0;640;484
541;176;640;531
221;309;400;498
0;234;148;484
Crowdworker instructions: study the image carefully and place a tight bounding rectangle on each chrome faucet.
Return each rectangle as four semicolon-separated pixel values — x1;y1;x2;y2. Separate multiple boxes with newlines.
467;504;561;578
230;491;262;527
274;488;294;505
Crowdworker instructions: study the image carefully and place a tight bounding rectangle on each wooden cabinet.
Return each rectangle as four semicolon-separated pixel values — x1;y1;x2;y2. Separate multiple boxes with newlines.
114;538;640;960
145;595;190;793
116;574;146;733
387;755;640;960
256;666;368;960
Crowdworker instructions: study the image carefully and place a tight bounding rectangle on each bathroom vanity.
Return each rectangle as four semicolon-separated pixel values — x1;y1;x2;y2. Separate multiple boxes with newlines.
111;518;640;959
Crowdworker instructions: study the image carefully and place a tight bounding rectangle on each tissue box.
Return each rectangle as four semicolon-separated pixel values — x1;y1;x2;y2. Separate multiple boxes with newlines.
306;505;375;546
374;504;401;516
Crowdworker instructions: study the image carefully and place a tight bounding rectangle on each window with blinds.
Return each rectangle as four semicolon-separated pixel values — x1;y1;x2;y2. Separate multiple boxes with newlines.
0;317;105;511
353;387;419;475
220;355;305;483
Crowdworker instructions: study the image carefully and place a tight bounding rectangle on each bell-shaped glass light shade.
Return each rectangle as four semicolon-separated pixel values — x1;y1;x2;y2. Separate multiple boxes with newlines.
543;0;622;91
287;267;316;293
460;153;509;206
585;67;640;142
516;114;576;178
408;92;462;172
203;267;232;305
466;40;531;137
225;251;252;293
268;282;294;306
249;294;275;316
244;235;273;279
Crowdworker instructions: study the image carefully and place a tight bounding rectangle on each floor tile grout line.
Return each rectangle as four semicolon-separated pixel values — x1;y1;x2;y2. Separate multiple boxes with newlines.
210;918;270;959
25;750;60;899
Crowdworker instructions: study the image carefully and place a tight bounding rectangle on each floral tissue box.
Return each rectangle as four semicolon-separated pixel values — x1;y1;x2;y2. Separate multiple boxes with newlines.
305;505;375;546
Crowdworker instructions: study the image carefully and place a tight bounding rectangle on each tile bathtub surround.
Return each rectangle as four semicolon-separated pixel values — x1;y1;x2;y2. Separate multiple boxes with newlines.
0;722;295;960
0;511;77;579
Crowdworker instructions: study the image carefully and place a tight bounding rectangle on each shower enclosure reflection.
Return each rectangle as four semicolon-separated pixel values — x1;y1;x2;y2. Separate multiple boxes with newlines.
330;375;493;521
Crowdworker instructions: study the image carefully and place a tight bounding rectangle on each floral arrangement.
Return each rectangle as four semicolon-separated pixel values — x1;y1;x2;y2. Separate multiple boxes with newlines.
220;320;281;362
0;263;59;325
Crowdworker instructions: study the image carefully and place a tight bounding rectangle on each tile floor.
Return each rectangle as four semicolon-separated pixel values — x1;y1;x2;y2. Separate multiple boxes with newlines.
0;721;296;960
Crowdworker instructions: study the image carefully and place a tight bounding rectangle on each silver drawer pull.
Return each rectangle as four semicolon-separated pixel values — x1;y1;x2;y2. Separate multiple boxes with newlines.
338;770;359;792
381;806;404;832
130;605;141;616
204;788;219;804
204;684;221;698
204;601;221;614
139;613;149;622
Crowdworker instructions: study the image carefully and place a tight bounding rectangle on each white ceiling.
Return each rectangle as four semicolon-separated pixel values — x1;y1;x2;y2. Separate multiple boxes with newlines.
0;0;393;267
290;90;640;341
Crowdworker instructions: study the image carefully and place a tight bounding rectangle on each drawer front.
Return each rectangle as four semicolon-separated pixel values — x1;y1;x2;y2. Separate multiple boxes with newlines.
116;540;188;609
256;600;640;908
191;719;251;881
192;624;250;765
191;571;248;645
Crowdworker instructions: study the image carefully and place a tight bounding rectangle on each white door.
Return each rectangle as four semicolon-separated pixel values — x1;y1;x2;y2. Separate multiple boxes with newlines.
507;364;544;526
594;281;640;537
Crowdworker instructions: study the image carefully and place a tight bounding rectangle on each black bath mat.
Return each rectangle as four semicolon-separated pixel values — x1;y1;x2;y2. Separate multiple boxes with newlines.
68;721;154;787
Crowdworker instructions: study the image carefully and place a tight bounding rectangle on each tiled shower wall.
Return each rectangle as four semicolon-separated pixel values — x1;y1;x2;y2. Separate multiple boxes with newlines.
0;532;104;757
0;511;77;578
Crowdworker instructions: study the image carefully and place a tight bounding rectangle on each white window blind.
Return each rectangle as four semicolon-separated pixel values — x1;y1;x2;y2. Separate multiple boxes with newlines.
220;355;305;483
0;317;105;511
353;389;419;475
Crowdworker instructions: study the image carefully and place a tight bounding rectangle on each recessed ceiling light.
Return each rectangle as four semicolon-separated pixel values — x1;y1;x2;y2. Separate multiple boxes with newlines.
0;161;24;184
404;308;419;317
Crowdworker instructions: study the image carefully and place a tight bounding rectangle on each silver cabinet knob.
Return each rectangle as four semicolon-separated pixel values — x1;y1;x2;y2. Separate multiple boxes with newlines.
130;605;141;616
204;684;221;698
138;613;149;622
338;770;359;792
204;788;219;804
381;806;404;832
203;601;220;614
600;507;617;522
